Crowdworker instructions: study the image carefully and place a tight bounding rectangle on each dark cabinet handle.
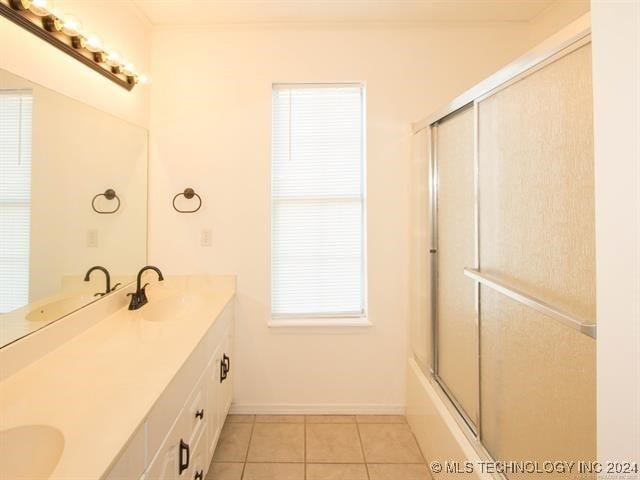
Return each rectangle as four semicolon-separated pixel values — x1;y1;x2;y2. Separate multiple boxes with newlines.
223;354;230;374
194;470;203;480
195;409;204;420
220;358;227;382
179;439;190;474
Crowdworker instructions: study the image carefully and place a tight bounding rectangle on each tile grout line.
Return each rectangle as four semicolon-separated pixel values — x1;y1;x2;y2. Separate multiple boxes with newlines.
224;415;419;480
240;416;256;480
354;418;371;480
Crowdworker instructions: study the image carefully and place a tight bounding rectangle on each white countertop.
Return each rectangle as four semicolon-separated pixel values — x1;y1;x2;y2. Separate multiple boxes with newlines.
0;275;236;480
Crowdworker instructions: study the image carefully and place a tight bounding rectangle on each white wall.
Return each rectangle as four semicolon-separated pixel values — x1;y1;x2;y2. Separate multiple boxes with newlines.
592;0;640;468
149;24;535;412
0;0;151;127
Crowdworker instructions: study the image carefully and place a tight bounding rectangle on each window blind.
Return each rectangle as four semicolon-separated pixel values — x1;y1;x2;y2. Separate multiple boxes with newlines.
271;84;366;318
0;91;33;313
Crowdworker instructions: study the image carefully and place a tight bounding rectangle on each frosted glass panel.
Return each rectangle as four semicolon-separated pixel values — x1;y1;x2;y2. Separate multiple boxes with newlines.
480;287;596;478
435;106;478;425
478;44;595;323
409;128;431;372
478;43;596;476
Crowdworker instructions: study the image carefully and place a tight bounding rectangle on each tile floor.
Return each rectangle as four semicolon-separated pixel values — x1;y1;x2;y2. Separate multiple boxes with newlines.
206;414;431;480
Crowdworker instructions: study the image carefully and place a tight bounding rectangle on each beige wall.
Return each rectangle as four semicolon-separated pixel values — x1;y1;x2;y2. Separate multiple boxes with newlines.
592;0;640;468
0;0;151;127
148;24;535;411
528;0;590;42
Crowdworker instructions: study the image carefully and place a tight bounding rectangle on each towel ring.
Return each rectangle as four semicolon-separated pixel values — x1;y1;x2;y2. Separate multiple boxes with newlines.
92;189;120;214
173;188;202;213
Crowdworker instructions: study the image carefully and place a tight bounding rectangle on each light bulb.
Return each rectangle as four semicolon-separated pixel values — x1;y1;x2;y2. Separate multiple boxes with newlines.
29;0;51;16
105;50;120;66
60;14;81;36
122;63;136;75
137;74;149;85
85;34;102;53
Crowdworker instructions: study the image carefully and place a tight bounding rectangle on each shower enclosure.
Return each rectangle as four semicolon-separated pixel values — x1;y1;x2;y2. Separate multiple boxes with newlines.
409;23;595;479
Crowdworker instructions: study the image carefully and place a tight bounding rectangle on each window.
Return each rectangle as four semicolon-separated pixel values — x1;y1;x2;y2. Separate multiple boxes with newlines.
0;91;32;313
271;83;366;323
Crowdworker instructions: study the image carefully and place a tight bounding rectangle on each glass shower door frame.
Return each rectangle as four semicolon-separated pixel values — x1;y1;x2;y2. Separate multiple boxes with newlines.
424;30;595;472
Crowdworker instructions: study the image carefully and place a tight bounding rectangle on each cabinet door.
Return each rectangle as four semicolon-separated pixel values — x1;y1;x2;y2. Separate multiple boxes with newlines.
146;447;178;480
205;344;223;463
146;409;189;480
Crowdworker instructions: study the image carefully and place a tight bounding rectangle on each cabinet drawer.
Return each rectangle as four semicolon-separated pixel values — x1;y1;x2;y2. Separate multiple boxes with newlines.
183;377;207;444
186;424;208;480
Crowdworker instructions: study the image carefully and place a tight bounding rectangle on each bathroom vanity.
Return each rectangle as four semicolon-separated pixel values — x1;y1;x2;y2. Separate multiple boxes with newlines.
0;275;235;480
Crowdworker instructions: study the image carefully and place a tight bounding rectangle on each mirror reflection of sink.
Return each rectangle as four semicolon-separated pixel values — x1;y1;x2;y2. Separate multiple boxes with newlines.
138;293;206;322
26;295;95;323
0;425;64;479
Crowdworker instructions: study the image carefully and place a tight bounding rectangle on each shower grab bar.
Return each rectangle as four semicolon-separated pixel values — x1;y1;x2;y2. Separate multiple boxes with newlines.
463;268;597;339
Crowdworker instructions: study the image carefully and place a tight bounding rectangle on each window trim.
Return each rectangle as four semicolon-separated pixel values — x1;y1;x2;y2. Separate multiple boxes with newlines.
270;82;368;325
268;316;371;329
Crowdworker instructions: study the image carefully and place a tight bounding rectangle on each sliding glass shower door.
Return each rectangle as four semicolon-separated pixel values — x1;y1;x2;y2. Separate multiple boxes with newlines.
430;38;596;477
476;42;596;474
432;106;478;430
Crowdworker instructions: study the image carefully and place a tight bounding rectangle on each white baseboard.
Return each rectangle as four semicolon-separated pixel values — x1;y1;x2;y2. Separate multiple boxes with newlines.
229;403;405;415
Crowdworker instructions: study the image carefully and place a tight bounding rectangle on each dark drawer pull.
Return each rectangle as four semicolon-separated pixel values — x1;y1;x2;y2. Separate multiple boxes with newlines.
194;470;204;480
179;439;190;474
195;409;204;420
223;353;230;374
220;358;227;382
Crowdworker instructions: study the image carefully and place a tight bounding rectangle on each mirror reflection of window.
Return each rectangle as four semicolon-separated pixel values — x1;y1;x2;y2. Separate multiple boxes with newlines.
0;90;33;313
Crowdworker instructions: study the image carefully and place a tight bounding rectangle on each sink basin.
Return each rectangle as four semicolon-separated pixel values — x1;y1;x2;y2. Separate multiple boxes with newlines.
0;425;64;479
138;293;207;322
26;295;94;323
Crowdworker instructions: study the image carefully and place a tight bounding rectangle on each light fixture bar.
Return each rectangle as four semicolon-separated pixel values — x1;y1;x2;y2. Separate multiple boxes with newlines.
0;1;145;91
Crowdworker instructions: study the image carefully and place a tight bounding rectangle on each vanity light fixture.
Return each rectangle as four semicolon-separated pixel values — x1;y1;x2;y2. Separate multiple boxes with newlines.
0;0;148;91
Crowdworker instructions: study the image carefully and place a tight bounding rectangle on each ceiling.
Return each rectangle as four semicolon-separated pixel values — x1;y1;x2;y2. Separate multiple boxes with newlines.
131;0;558;26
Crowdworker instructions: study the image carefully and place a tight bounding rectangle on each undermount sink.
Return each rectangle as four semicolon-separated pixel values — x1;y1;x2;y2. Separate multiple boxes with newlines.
137;293;207;321
26;295;94;323
0;425;64;479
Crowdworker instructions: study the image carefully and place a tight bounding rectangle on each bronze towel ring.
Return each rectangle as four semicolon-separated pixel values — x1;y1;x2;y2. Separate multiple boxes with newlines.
92;189;120;214
173;188;202;213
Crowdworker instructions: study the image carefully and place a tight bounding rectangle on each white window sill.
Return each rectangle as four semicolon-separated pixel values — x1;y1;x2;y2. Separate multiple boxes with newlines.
268;317;371;328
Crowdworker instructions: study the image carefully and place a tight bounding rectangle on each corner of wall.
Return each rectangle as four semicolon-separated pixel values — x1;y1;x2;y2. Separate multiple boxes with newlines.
528;0;590;45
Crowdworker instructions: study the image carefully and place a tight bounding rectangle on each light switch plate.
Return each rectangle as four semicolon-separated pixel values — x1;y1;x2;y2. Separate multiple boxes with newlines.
201;229;212;247
87;229;98;248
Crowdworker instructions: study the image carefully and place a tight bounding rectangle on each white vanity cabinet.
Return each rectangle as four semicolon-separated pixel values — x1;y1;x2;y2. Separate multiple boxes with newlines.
105;298;234;480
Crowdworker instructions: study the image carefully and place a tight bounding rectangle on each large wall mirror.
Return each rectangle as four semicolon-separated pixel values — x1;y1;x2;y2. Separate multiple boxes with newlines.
0;67;147;348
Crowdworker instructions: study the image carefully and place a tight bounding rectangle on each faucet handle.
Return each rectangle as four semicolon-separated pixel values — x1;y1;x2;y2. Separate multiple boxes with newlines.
110;283;122;292
133;283;150;309
127;291;139;310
